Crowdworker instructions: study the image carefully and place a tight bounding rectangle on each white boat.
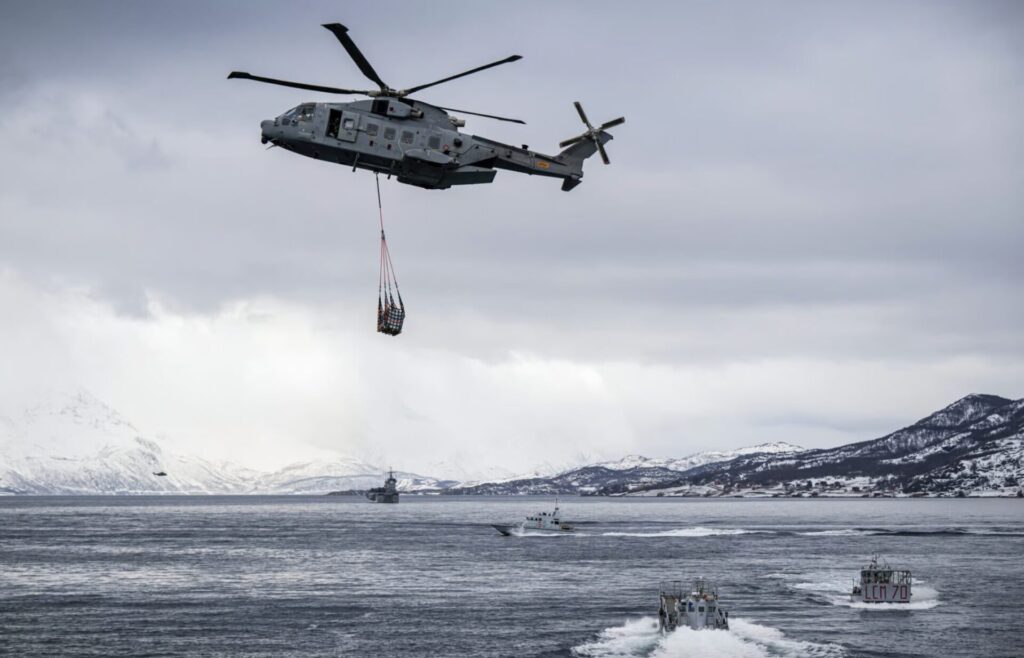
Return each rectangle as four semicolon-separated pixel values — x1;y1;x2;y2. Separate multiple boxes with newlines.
492;499;574;536
658;579;729;632
851;555;912;603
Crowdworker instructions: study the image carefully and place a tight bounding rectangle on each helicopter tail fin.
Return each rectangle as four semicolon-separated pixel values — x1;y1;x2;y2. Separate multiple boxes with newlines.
557;131;614;167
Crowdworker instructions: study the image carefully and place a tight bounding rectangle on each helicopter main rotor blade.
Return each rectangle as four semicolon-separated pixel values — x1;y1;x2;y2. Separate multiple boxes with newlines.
596;139;611;165
600;116;626;130
322;23;389;91
574;101;594;130
227;71;368;95
402;55;522;95
437;105;526;124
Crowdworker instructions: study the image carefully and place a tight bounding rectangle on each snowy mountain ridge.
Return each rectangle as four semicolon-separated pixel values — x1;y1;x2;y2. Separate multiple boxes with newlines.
2;391;1021;496
446;395;1024;497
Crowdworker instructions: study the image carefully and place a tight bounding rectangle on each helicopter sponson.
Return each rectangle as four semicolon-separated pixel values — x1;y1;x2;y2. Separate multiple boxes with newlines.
230;23;624;191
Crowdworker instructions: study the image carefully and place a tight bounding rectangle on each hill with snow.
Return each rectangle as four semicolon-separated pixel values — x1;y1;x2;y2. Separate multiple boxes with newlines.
0;390;445;495
2;390;1020;497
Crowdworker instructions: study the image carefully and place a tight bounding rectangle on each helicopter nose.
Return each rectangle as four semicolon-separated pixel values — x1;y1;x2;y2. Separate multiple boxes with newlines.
260;119;273;144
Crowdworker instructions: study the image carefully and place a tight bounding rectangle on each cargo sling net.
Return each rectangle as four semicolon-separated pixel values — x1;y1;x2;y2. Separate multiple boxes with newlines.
376;174;405;336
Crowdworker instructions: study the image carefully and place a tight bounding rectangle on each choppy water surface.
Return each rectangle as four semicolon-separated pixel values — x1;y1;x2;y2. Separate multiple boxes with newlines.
1;497;1022;657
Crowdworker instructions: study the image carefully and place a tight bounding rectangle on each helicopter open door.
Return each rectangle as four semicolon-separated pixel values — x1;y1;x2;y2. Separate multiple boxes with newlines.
326;108;359;142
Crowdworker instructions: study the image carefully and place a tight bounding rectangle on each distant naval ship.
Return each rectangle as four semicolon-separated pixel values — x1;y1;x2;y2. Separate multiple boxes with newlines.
658;579;729;632
366;469;399;504
851;555;912;603
492;499;574;536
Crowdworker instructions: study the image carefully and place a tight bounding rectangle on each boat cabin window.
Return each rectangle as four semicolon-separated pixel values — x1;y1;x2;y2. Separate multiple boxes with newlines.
384;127;396;141
366;122;379;137
401;130;415;145
698;606;705;612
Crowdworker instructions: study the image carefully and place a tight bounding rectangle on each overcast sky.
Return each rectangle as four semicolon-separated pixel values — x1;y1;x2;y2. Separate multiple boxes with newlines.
1;1;1021;476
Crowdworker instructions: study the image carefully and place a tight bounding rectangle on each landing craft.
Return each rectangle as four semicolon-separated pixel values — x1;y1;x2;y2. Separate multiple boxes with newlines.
228;23;624;191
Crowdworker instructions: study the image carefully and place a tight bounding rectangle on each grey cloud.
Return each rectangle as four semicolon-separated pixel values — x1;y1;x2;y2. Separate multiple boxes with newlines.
0;1;1022;467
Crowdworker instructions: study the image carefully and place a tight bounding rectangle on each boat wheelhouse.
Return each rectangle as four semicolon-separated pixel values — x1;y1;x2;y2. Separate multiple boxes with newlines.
851;555;912;603
658;578;729;632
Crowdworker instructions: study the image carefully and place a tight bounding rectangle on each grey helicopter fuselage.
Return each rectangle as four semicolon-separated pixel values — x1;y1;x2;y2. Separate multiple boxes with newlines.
259;96;610;191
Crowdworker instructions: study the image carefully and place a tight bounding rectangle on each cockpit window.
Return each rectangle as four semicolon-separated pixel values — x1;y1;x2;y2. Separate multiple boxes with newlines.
281;104;315;124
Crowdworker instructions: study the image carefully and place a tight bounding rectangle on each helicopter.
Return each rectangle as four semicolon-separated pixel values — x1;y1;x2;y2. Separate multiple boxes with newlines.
228;23;624;191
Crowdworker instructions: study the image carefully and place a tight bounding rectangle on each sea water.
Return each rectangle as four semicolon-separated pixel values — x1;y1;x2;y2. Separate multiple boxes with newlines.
1;496;1021;657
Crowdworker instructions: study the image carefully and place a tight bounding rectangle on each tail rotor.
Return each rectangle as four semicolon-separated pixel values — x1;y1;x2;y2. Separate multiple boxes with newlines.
559;101;625;165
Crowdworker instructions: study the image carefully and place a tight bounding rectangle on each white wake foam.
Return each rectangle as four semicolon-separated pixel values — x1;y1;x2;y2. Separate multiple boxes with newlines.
571;617;661;657
601;527;772;538
508;527;580;538
572;617;843;657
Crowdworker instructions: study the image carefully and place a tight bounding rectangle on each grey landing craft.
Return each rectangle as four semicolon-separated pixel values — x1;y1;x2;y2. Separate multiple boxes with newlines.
658;579;730;632
851;555;912;603
492;499;574;536
366;469;399;504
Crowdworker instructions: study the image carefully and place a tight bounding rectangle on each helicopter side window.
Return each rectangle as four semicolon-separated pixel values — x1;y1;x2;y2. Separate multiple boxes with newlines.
297;104;315;122
384;127;396;141
372;99;390;116
428;135;441;150
401;130;414;145
366;122;379;137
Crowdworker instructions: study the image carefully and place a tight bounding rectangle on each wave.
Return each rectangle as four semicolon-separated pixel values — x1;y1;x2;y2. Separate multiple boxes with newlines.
571;617;661;657
601;527;774;538
796;527;1024;537
507;528;580;538
572;617;844;658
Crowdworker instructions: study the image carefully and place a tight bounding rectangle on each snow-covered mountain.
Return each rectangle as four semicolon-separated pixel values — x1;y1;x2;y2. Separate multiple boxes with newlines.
0;391;258;494
446;396;1024;497
592;443;804;473
252;458;456;495
3;390;1021;497
0;390;444;495
445;442;809;495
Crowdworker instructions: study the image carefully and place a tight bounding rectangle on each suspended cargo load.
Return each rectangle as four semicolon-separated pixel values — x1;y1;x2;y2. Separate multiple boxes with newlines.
377;292;404;336
375;174;405;336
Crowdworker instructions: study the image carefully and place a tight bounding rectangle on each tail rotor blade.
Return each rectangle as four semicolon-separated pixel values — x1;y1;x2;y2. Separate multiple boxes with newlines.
574;101;594;129
559;133;588;149
599;116;625;130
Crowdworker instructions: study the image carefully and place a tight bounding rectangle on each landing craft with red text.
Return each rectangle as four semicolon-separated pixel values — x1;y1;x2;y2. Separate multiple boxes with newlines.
228;23;624;191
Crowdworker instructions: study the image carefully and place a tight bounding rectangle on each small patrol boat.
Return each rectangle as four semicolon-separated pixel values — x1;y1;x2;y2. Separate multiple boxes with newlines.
366;469;399;504
492;498;574;536
851;555;912;603
658;579;729;632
